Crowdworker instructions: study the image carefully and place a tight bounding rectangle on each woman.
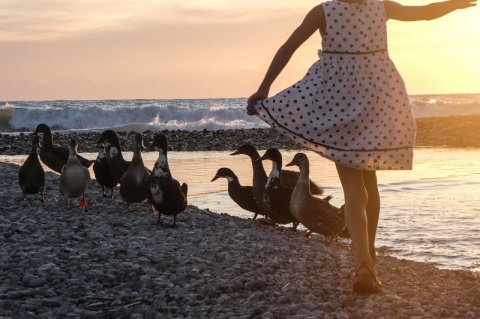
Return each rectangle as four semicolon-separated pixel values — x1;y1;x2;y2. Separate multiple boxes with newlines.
247;0;476;293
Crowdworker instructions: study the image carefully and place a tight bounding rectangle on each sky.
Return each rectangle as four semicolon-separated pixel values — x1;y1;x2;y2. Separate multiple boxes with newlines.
0;0;479;101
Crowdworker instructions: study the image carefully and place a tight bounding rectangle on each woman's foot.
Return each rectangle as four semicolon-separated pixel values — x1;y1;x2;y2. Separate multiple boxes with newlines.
353;260;382;293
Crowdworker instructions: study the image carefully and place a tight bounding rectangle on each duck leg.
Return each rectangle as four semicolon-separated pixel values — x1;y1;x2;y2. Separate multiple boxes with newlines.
65;198;70;210
79;193;88;211
40;191;45;203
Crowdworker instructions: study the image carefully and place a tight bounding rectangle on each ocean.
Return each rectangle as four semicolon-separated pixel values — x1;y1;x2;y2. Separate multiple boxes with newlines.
1;94;480;273
2;94;480;133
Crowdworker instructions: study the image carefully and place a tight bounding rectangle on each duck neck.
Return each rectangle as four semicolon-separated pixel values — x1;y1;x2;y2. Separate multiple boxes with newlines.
297;163;311;192
42;132;54;148
30;143;39;156
247;150;267;180
131;146;144;165
266;161;281;187
153;150;171;177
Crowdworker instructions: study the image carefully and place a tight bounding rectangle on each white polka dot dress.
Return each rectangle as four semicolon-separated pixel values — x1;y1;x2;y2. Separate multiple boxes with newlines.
254;0;416;170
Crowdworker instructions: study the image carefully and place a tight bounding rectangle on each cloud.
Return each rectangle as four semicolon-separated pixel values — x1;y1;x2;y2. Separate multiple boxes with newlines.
0;0;313;42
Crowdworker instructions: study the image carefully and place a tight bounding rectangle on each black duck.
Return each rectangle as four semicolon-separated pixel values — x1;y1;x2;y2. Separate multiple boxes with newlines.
95;130;130;184
258;148;299;227
92;143;117;198
18;135;45;202
147;133;188;227
211;167;263;219
33;123;94;173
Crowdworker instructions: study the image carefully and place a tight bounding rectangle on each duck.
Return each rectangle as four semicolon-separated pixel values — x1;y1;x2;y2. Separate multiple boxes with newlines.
95;130;131;184
286;153;346;242
230;144;270;218
119;133;151;212
18;135;45;203
92;143;117;198
60;138;91;211
258;148;299;228
147;133;188;227
32;123;94;173
211;167;264;219
231;144;324;221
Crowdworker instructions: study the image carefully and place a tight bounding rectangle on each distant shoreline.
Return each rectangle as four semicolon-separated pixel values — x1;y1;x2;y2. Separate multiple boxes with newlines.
1;115;479;156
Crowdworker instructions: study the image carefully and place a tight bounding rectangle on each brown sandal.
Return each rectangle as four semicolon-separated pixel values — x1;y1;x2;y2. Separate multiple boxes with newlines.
353;260;383;293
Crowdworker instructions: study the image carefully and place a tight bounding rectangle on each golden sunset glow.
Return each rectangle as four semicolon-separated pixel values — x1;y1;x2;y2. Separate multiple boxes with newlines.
0;0;478;100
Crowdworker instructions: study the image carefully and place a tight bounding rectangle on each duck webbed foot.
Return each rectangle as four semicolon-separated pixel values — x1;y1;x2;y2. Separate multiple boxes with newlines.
79;193;88;211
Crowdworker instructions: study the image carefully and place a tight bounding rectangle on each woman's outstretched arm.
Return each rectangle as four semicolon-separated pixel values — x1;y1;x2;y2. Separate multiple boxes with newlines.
247;5;325;114
384;0;476;21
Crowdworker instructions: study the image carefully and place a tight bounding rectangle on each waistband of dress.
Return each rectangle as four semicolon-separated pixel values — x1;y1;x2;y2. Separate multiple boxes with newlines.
318;48;387;57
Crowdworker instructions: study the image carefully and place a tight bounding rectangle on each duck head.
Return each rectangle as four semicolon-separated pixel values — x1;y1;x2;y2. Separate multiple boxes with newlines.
133;133;145;152
96;130;121;148
68;138;79;156
147;133;168;152
285;153;309;168
31;123;53;146
230;144;259;158
211;167;236;182
257;148;283;168
32;123;52;136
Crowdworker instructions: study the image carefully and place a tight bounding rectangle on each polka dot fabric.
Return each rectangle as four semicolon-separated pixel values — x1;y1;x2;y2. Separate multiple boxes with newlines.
254;0;416;171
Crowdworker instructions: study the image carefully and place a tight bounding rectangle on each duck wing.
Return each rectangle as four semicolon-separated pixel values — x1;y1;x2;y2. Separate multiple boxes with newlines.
148;176;187;216
281;170;324;195
264;181;296;224
304;197;346;237
228;184;262;216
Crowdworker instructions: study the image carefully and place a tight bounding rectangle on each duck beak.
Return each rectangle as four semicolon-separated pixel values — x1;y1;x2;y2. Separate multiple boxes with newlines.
230;150;240;156
285;159;296;167
211;175;219;182
257;153;269;162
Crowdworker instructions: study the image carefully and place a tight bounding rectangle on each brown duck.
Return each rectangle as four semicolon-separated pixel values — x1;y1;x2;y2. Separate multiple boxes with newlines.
286;153;346;242
119;133;151;212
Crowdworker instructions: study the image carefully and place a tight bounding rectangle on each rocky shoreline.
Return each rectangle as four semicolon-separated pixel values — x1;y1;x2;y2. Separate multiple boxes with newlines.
1;115;480;156
1;162;479;318
1;115;480;318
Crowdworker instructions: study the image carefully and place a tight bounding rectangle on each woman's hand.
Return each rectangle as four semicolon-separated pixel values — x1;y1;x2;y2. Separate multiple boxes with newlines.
246;91;268;115
454;0;477;9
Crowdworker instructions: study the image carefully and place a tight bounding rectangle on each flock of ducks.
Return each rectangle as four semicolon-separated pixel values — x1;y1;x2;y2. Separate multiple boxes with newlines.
18;124;187;227
213;145;347;241
18;123;346;238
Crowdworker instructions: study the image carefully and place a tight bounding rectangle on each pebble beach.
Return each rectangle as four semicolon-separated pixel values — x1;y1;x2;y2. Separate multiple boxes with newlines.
1;115;480;318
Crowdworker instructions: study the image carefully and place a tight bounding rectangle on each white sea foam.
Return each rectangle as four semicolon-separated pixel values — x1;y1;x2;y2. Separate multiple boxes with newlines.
2;94;480;133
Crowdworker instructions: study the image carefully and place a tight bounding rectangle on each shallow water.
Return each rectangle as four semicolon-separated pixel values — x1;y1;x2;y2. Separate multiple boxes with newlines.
3;147;480;272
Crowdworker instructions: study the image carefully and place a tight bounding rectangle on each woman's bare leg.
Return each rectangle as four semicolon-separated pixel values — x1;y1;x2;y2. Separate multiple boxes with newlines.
363;170;380;261
335;163;373;266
